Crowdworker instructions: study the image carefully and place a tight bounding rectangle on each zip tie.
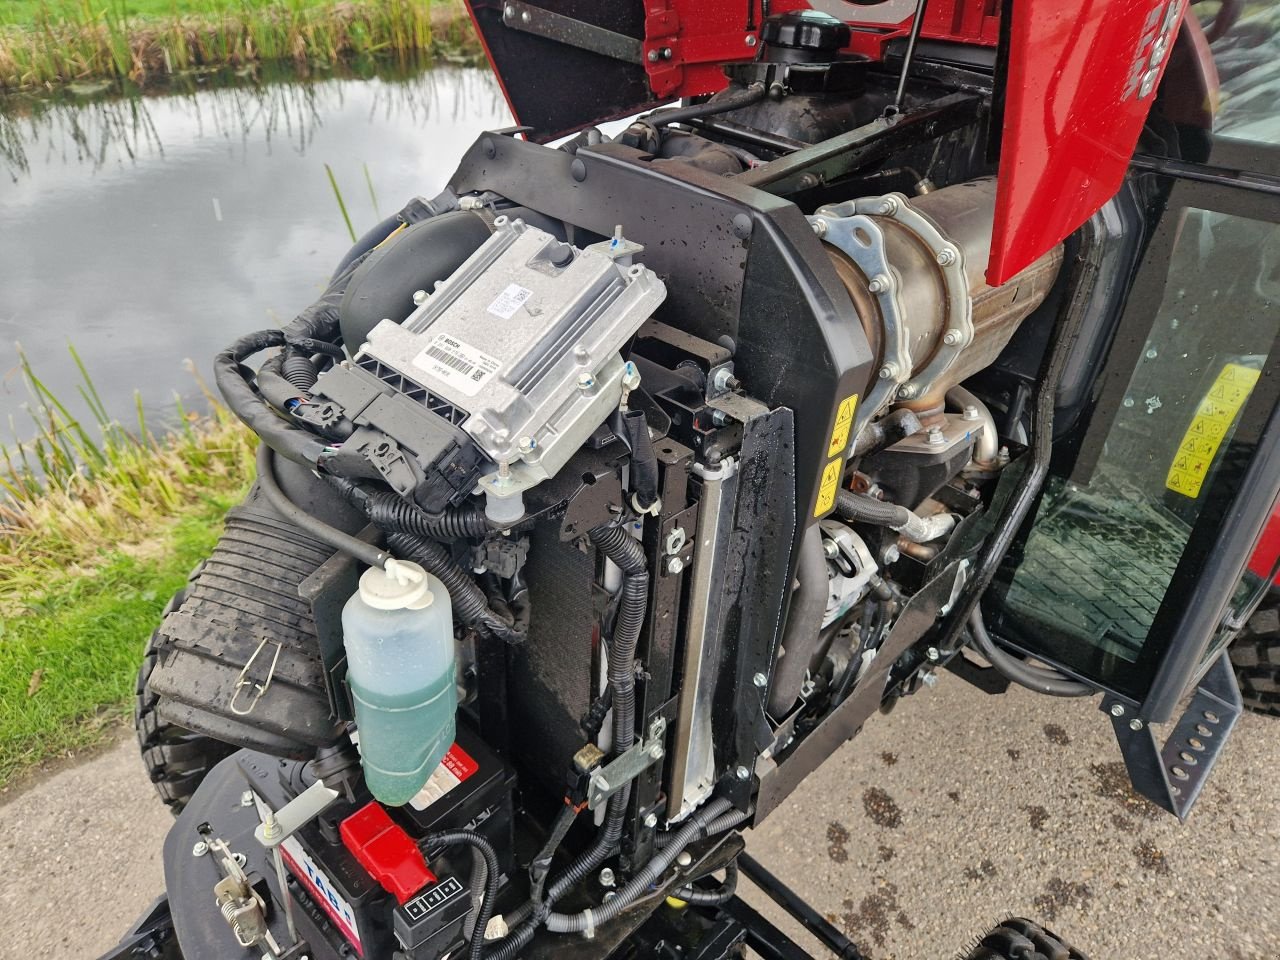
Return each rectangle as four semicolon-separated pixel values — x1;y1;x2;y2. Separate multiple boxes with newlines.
583;908;595;940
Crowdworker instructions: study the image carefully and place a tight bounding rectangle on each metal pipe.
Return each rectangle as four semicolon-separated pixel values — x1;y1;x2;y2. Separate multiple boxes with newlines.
947;385;999;464
737;854;869;960
893;0;930;114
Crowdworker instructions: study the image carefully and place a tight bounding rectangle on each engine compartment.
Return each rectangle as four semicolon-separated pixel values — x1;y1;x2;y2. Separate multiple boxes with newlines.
144;14;1085;959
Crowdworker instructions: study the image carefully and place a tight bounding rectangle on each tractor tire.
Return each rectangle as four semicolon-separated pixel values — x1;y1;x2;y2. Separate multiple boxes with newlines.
134;579;237;815
1230;599;1280;717
961;918;1088;960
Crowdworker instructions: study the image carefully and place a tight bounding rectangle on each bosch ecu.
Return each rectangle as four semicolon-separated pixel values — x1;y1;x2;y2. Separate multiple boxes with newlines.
107;1;1280;959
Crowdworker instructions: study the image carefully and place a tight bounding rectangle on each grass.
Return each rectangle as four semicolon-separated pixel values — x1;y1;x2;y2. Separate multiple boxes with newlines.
0;0;478;90
0;348;256;786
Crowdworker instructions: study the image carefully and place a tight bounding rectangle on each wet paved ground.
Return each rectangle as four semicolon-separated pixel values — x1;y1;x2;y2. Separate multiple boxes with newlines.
1;671;1276;960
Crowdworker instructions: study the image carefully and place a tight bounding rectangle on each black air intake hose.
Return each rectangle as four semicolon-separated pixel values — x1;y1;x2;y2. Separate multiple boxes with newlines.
386;532;523;644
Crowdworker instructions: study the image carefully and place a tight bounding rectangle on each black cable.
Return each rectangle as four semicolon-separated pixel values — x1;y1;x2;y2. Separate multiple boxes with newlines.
647;83;766;129
256;445;390;570
423;830;500;960
672;859;739;906
968;608;1093;697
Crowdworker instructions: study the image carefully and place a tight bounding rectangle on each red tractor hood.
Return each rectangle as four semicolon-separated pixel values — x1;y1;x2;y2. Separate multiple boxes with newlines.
464;0;1194;286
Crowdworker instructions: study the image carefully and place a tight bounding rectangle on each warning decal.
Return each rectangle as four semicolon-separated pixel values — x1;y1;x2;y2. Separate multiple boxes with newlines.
409;743;480;811
1165;362;1260;499
828;394;859;458
814;458;842;518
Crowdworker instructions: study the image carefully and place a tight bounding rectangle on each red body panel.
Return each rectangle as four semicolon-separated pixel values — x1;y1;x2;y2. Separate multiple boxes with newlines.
989;0;1189;284
1249;505;1280;585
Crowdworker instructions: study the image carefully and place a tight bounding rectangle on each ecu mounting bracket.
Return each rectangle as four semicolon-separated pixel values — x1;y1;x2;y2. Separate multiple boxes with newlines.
1104;652;1242;821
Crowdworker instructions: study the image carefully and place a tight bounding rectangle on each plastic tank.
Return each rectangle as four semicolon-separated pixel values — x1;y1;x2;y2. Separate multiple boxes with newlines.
342;560;456;806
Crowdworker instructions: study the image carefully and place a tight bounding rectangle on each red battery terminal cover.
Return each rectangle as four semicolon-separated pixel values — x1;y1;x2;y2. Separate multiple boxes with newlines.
340;801;435;904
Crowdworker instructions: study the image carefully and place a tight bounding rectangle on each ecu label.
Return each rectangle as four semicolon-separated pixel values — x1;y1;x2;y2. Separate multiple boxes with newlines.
828;393;859;458
1165;362;1261;499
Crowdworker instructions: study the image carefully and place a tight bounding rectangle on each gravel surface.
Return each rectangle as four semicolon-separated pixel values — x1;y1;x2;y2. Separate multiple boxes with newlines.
1;672;1276;960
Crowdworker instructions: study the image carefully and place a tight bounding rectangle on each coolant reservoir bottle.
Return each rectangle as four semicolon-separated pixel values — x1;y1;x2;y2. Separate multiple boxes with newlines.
342;560;456;806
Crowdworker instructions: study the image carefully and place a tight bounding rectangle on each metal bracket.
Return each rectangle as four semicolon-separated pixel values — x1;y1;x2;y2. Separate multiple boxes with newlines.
1105;652;1242;821
587;719;666;810
500;1;643;64
252;778;340;848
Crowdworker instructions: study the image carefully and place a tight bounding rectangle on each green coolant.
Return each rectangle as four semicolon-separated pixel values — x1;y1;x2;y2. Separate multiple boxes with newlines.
342;560;456;806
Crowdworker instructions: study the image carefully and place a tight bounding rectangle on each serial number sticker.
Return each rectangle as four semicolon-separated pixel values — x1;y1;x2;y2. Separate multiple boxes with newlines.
828;393;858;458
486;282;533;320
1165;362;1260;499
252;793;364;955
409;742;480;811
413;332;502;397
402;876;467;921
814;457;842;518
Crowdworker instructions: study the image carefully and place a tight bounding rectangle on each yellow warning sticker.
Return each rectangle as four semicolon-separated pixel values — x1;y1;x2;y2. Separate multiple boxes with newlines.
814;458;842;517
1165;363;1261;499
827;393;859;458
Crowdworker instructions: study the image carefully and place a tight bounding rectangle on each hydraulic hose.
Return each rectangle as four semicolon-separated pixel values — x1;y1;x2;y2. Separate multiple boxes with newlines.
544;798;745;933
834;489;956;543
386;532;523;643
672;859;739;906
257;445;391;570
968;608;1093;697
648;83;767;129
423;830;500;960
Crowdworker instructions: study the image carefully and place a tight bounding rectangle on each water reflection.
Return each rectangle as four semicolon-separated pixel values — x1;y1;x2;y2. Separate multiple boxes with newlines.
0;64;509;439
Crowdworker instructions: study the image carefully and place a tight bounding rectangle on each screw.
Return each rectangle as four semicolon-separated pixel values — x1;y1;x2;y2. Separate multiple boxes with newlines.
667;556;685;575
711;410;728;427
192;841;209;858
577;372;595;390
517;436;537;455
1129;718;1144;731
644;812;659;829
867;274;891;294
735;765;751;781
745;34;757;47
926;426;945;445
599;867;616;888
1110;703;1126;717
676;851;693;868
412;289;427;306
936;247;957;266
942;328;962;346
240;790;254;807
962;404;979;421
926;646;940;661
878;362;899;380
811;218;828;237
647;49;660;62
650;743;665;760
753;672;768;688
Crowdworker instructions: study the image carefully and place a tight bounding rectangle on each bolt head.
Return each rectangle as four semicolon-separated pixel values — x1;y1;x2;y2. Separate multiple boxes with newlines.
898;384;918;399
647;49;660;62
192;841;209;858
878;197;898;216
735;765;750;781
962;404;980;421
753;672;768;688
676;851;693;868
576;372;595;390
520;9;531;22
745;34;757;46
240;790;254;807
517;435;537;455
503;4;514;16
667;556;685;575
811;218;828;237
936;247;957;266
1129;718;1144;731
878;362;899;380
599;867;616;888
644;812;659;829
867;274;890;294
650;743;665;760
942;329;962;346
412;289;428;306
710;410;728;427
926;646;940;661
927;427;945;445
1110;703;1126;717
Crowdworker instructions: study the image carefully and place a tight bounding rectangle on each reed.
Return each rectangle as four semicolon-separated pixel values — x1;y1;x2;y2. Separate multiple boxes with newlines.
0;0;478;90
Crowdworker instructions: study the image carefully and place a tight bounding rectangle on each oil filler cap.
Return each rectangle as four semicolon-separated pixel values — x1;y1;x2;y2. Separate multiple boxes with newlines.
340;801;436;904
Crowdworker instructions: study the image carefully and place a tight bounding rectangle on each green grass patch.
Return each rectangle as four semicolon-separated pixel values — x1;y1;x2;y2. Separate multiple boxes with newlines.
0;348;256;785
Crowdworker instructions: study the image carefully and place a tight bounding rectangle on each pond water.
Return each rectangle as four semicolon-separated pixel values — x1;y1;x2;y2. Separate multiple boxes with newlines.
0;64;510;442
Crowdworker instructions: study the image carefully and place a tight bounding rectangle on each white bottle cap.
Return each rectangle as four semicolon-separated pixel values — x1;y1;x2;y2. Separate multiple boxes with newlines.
359;559;433;611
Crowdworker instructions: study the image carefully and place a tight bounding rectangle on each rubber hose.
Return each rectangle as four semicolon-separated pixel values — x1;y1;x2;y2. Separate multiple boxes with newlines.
282;349;320;394
648;83;766;128
766;525;829;717
386;532;522;643
425;830;500;960
620;409;659;510
257;446;390;570
368;492;491;540
968;608;1093;697
673;859;739;906
544;798;742;933
835;489;913;527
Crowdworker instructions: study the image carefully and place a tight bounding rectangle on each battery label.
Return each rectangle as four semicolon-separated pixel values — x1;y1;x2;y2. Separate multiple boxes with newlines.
402;875;467;921
1165;362;1260;498
409;743;480;811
